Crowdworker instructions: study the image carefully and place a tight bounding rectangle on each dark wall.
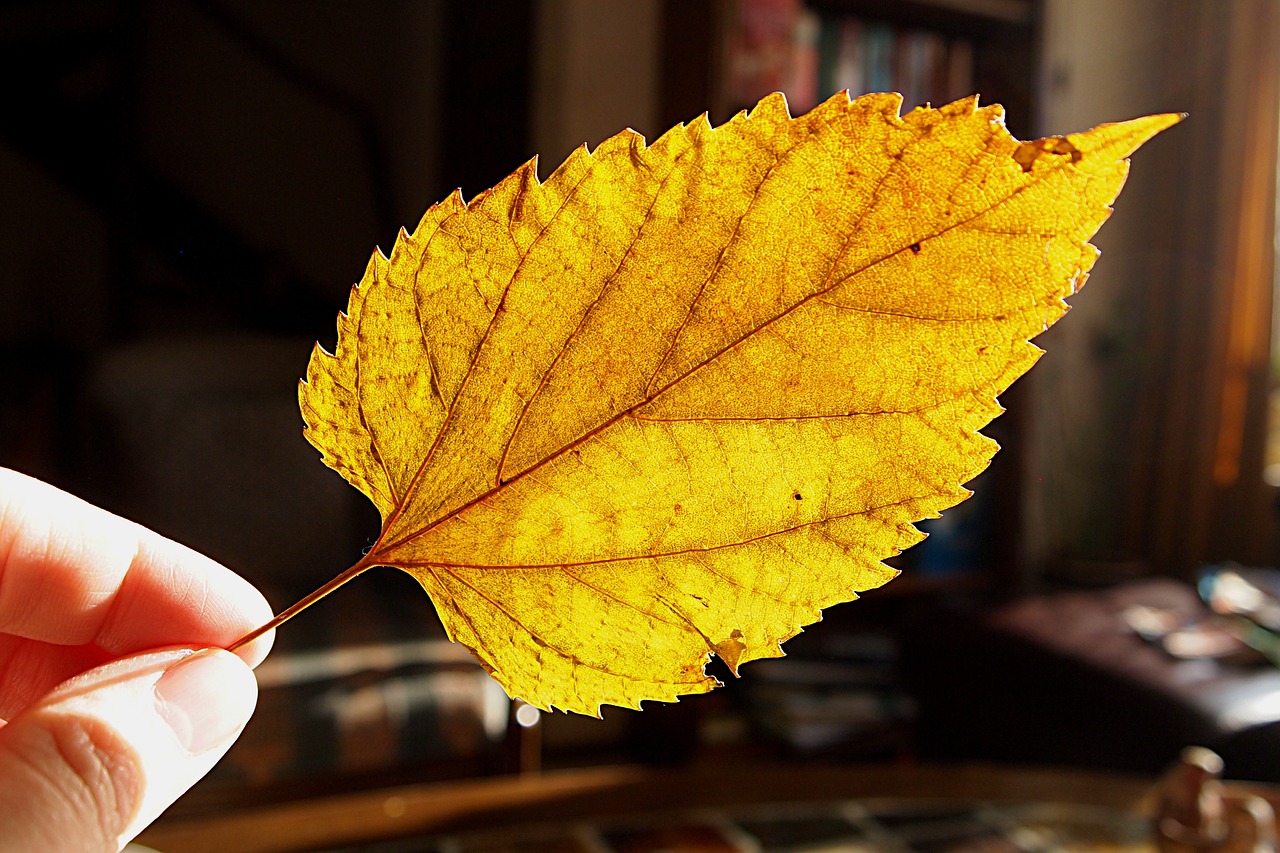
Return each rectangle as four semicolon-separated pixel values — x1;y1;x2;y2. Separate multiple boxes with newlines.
0;0;533;599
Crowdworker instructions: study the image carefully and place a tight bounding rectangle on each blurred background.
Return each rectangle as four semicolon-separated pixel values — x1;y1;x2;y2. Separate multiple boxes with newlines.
6;0;1280;847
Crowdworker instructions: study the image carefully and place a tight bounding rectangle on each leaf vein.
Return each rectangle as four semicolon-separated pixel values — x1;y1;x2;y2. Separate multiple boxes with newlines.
395;496;921;572
642;149;1086;408
385;164;596;538
559;568;691;633
500;139;694;483
645;148;786;397
437;565;698;687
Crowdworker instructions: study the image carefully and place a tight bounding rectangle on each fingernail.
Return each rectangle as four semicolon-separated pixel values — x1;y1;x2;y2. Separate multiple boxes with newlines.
154;649;256;755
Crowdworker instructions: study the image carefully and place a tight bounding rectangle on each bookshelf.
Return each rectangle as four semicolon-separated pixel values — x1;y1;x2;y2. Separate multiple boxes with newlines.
660;0;1039;138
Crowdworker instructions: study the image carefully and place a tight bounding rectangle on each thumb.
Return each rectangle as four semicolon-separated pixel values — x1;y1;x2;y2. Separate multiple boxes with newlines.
0;647;257;852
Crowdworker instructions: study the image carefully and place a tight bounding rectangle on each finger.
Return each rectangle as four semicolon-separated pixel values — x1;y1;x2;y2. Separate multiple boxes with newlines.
0;634;113;721
0;647;256;852
0;469;274;663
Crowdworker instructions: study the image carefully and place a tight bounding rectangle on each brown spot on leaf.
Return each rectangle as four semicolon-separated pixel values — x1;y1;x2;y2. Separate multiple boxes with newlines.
1013;135;1083;172
715;629;748;676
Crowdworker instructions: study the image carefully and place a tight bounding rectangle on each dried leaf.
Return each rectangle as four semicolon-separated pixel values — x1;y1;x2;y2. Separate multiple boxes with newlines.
273;93;1177;715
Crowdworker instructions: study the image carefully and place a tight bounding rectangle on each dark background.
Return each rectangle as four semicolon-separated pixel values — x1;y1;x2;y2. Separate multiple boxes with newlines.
1;0;543;603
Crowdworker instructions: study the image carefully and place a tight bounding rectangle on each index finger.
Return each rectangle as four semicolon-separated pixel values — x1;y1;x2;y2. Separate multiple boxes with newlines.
0;468;274;665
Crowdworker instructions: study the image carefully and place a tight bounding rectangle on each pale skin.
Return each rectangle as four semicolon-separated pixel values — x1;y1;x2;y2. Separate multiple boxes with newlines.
0;468;274;851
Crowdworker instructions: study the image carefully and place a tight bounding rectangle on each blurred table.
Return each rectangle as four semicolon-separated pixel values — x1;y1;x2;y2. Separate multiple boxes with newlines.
139;762;1170;852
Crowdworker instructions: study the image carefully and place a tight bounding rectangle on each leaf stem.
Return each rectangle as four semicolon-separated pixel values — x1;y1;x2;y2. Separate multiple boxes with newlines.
228;558;377;653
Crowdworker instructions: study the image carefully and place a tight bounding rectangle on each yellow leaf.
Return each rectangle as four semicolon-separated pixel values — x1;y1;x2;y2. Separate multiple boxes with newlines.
271;93;1178;715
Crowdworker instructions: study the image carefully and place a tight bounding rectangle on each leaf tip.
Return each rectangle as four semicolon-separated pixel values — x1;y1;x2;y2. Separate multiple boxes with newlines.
1067;111;1185;163
938;93;981;117
874;90;906;120
308;338;331;361
750;91;793;121
619;125;648;147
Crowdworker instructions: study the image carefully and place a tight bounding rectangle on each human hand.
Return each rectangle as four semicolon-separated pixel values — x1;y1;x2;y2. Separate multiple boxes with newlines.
0;468;274;851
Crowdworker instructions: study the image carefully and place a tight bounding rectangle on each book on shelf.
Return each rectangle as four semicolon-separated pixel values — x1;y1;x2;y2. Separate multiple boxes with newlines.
723;0;977;115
